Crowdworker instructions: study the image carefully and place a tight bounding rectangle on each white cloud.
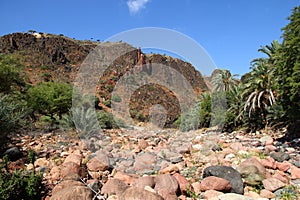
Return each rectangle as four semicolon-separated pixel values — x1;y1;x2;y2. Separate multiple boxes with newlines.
127;0;150;15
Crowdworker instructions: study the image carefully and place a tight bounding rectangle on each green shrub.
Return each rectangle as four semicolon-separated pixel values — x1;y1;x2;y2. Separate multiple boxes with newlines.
111;95;122;103
97;110;124;129
0;54;25;94
60;108;125;136
0;151;43;200
0;94;29;147
27;82;72;119
135;111;146;122
104;99;111;107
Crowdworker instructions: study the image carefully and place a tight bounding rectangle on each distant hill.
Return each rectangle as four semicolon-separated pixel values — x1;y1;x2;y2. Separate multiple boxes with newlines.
0;32;208;127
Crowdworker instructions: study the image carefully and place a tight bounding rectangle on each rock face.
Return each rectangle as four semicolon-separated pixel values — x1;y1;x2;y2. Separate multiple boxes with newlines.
203;166;244;194
0;33;94;67
0;32;208;127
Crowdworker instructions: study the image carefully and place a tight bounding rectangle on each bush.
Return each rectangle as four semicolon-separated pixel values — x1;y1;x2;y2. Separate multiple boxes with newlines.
0;94;29;147
0;152;43;200
60;108;125;136
0;54;25;94
27;82;72;119
111;95;122;103
97;110;124;129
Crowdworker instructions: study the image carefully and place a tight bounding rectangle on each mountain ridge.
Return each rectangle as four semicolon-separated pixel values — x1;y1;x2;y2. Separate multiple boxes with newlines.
0;32;209;126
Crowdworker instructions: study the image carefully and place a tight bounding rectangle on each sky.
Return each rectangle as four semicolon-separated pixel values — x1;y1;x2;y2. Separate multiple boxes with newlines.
0;0;299;76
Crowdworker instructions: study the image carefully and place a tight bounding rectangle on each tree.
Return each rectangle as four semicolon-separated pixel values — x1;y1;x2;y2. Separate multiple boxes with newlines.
275;6;300;122
242;58;276;129
27;82;73;119
212;69;239;93
0;54;25;93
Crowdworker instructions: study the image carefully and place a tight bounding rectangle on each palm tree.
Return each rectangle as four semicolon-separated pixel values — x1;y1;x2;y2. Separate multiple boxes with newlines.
258;40;281;62
243;59;276;116
241;40;281;128
227;83;245;125
212;69;239;93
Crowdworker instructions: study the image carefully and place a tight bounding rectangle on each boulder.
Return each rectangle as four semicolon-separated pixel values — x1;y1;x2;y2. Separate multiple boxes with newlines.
203;166;244;194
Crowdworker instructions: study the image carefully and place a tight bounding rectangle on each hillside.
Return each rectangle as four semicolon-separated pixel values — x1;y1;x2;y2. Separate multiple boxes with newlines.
0;32;208;126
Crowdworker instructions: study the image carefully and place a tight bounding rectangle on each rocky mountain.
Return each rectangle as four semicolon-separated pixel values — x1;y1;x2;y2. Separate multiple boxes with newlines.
0;32;208;126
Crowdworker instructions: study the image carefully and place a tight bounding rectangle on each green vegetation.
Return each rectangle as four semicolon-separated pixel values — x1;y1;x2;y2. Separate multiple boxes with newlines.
60;107;125;136
111;94;122;103
0;95;29;144
0;151;43;200
27;81;72;120
0;54;26;94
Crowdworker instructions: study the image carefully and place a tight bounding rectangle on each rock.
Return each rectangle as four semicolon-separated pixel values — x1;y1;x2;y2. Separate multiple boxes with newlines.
50;180;92;200
144;185;157;193
273;170;289;184
172;173;190;194
262;177;285;191
176;143;191;154
274;187;298;199
133;152;157;171
290;165;300;179
192;144;202;151
114;171;136;185
87;153;110;172
260;157;276;169
276;161;291;172
101;178;129;196
164;194;178;200
259;189;276;199
238;158;266;185
260;135;273;145
138;139;149;150
154;174;179;198
50;166;61;182
203;166;244;194
237;165;265;185
107;195;118;200
203;190;224;200
61;162;82;180
199;176;231;192
120;187;163;200
270;152;290;162
3;147;22;161
34;157;50;167
191;182;202;195
159;164;179;174
132;176;155;189
230;142;246;151
26;163;34;171
244;191;261;199
224;153;235;161
218;193;254;200
87;179;102;192
63;153;82;166
265;145;277;153
203;141;222;152
239;157;266;175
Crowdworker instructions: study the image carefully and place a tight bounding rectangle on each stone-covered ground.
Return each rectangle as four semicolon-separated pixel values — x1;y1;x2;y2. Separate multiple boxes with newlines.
3;127;300;200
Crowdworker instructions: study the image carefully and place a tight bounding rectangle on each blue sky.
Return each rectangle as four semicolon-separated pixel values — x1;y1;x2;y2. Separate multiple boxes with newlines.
0;0;299;76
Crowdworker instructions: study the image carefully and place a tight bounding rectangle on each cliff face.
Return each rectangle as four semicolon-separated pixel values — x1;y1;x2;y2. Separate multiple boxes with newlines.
0;32;98;83
0;32;208;126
